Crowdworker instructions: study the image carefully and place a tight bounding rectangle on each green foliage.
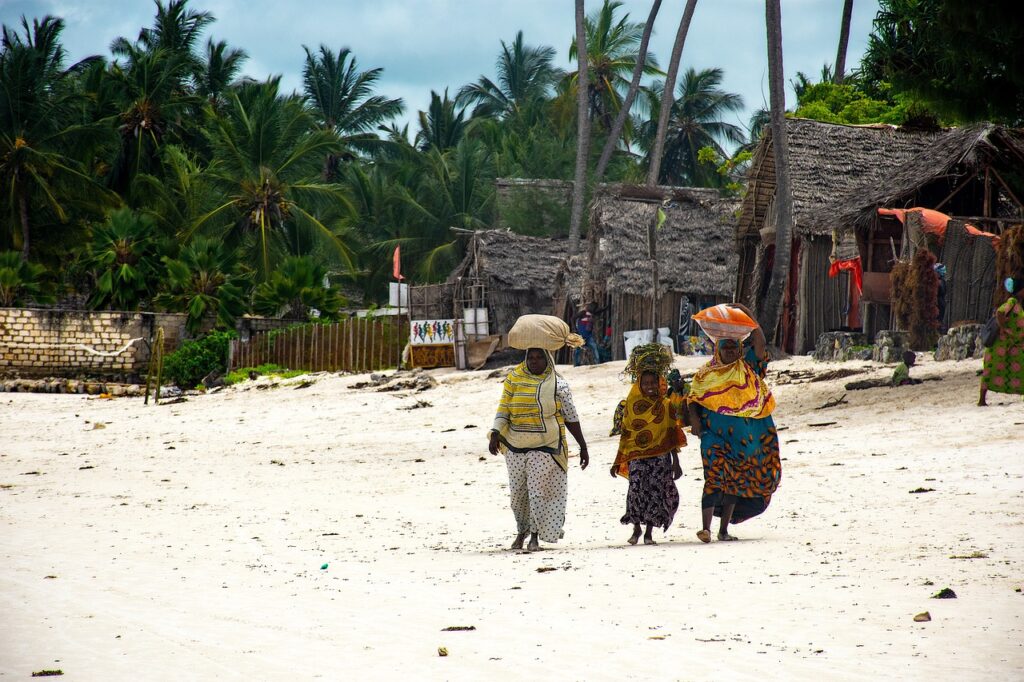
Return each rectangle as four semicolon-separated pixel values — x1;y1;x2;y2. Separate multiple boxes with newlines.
154;236;250;333
0;15;115;259
223;363;303;385
863;0;1024;125
162;329;236;389
793;81;907;125
196;78;356;279
696;146;752;197
0;250;56;306
83;207;165;310
498;187;571;237
252;255;344;319
637;67;745;187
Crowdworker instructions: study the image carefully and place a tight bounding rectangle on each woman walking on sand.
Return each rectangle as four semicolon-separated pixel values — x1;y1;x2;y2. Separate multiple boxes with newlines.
979;273;1024;406
687;304;781;543
489;346;589;551
609;344;685;545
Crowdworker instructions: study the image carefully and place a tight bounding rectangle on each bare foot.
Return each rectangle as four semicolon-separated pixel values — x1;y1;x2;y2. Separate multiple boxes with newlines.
627;533;640;545
696;529;711;543
527;535;540;552
510;532;527;550
977;400;987;407
643;535;657;545
717;532;738;541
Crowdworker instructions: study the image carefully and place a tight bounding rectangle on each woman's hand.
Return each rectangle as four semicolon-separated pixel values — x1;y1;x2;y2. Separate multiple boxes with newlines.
579;445;590;470
672;462;683;480
488;431;500;455
609;463;618;478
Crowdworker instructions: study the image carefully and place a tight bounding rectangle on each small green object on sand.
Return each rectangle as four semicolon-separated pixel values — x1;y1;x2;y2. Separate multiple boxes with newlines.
320;563;328;570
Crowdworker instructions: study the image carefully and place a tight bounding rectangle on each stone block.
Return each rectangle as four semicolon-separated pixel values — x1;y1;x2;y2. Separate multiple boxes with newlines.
813;331;869;362
935;324;983;361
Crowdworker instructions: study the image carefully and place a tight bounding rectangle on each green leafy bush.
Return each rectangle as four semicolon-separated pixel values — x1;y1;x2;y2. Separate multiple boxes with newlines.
162;330;237;389
224;363;304;385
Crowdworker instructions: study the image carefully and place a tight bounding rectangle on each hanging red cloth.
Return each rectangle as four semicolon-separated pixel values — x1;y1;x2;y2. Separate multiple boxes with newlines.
392;245;404;281
828;256;863;294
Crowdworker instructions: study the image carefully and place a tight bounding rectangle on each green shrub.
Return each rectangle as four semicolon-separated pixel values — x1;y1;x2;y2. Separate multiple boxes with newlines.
162;330;237;389
223;363;304;385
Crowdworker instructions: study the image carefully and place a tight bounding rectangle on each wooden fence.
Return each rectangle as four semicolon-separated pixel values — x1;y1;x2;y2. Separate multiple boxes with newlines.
228;317;406;374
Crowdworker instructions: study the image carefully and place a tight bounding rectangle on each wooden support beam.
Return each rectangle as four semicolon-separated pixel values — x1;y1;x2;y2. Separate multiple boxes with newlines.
933;172;976;212
990;166;1024;214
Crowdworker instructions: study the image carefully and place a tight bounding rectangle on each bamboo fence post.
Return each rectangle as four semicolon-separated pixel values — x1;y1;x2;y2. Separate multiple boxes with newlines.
364;315;372;368
348;319;354;371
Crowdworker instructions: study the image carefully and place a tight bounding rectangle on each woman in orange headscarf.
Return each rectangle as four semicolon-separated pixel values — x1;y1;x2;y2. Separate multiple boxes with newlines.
609;344;685;545
687;304;781;543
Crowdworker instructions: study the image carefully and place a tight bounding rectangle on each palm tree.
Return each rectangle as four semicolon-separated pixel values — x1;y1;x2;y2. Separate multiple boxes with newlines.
195;38;248;110
594;0;662;181
194;78;354;278
0;250;56;305
0;15;112;260
155;236;250;333
456;31;560;120
835;0;854;84
107;45;199;196
569;0;663;133
83;207;166;310
133;144;219;240
302;45;404;177
640;67;745;186
568;0;591;258
252;255;343;319
111;0;213;77
416;89;467;152
645;0;698;186
760;0;795;345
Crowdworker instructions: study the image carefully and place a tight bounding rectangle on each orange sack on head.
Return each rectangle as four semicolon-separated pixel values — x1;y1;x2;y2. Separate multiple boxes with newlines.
692;304;758;342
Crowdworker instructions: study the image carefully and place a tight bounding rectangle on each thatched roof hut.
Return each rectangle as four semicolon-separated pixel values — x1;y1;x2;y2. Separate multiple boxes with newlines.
736;118;1024;354
737;118;942;240
447;230;579;335
802;123;1024;235
586;184;740;359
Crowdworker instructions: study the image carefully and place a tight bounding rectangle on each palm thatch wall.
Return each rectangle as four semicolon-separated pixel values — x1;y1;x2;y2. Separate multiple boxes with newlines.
586;185;739;359
447;230;580;335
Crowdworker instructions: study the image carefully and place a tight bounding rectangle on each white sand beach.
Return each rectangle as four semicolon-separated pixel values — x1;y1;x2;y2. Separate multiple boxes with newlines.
2;355;1022;680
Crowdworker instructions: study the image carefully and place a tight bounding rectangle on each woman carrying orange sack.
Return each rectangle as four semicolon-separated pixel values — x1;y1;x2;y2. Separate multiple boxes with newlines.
609;344;684;545
687;304;781;543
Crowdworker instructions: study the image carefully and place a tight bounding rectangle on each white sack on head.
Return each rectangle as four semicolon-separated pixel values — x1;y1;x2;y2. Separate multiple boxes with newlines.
508;314;584;350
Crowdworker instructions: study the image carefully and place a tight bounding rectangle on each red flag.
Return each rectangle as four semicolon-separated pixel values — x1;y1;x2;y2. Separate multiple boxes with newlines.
392;245;404;281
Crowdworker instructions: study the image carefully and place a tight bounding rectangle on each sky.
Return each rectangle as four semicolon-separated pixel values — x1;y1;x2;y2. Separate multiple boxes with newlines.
1;0;881;140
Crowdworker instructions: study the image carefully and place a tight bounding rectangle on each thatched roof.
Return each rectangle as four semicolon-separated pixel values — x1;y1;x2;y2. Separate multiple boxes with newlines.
803;123;1024;234
737;118;943;238
589;185;739;297
448;230;578;299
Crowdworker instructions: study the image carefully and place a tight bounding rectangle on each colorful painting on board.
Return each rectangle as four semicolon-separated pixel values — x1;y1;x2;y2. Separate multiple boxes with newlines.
410;319;456;345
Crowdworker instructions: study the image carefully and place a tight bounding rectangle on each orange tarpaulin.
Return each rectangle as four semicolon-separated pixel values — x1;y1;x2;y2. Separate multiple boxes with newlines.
877;207;999;247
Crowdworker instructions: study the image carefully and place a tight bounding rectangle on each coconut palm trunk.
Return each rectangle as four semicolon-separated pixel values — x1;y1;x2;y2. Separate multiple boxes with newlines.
645;0;698;187
642;0;696;335
567;0;590;259
593;0;662;182
834;0;854;84
18;190;30;262
759;0;795;348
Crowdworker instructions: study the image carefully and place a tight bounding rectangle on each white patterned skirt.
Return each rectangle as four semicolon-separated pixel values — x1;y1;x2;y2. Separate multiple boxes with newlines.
504;451;567;543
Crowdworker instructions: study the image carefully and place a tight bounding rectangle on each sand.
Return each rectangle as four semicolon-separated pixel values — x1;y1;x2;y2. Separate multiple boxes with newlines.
1;354;1022;680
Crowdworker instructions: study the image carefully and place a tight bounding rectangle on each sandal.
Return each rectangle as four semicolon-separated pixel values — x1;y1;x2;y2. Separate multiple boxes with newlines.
696;529;711;543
